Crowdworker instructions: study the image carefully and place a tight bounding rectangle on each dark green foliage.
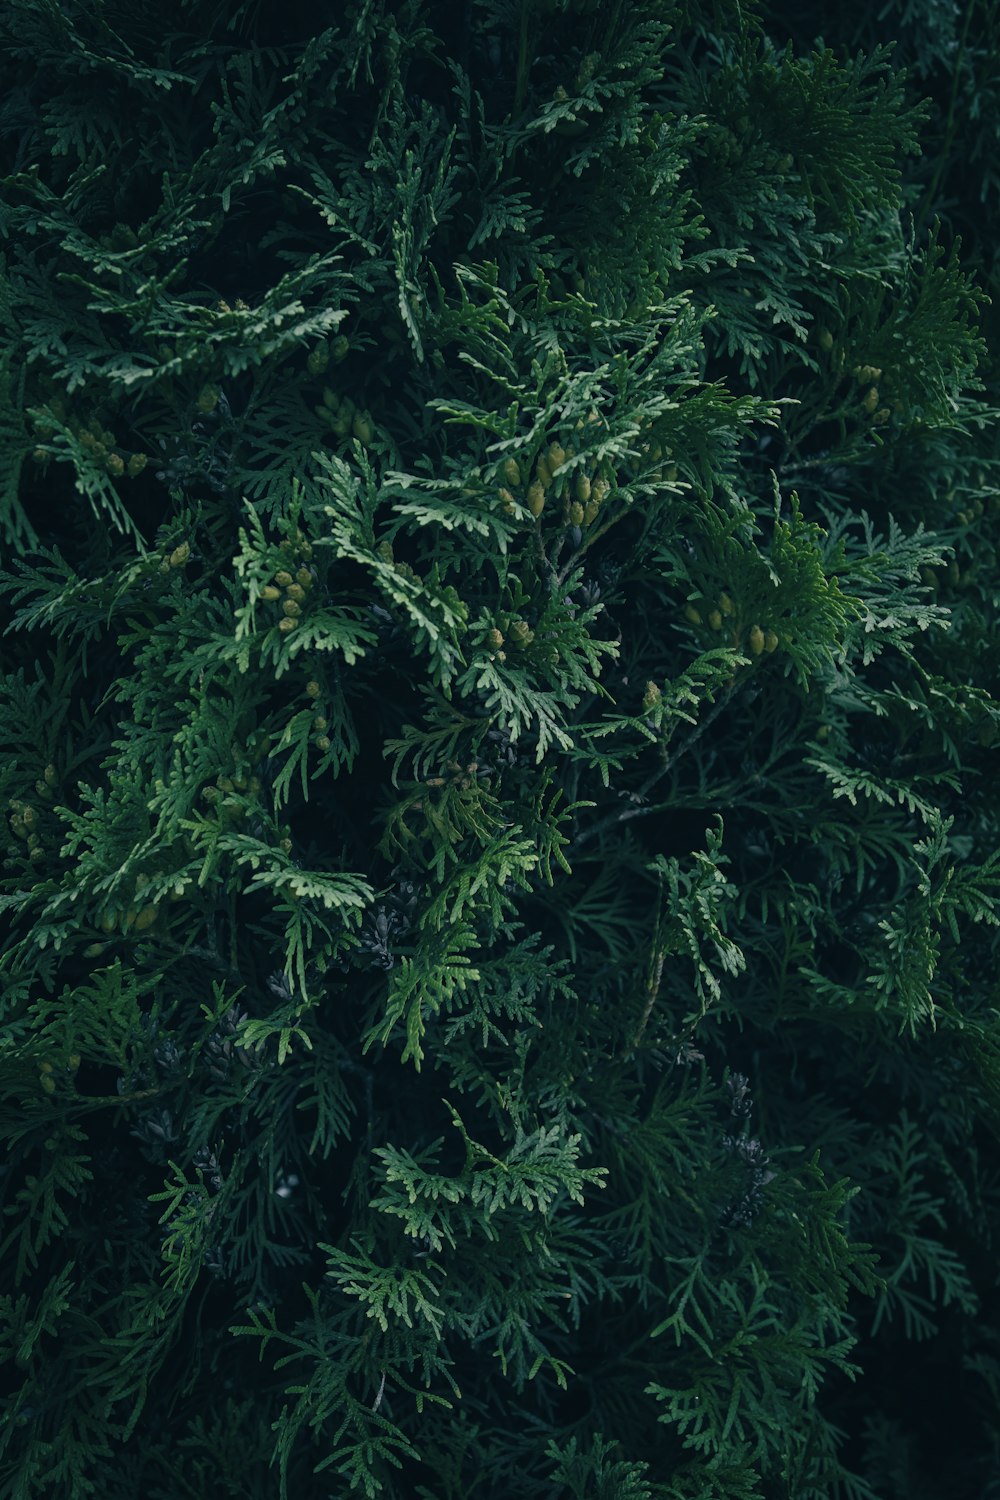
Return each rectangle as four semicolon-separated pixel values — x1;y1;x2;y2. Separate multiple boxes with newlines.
1;1;998;1496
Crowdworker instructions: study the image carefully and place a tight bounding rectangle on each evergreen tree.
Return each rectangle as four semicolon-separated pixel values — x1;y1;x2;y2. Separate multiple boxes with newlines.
1;1;998;1496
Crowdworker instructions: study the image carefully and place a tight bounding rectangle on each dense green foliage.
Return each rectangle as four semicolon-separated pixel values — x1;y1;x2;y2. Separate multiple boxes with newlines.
1;1;998;1495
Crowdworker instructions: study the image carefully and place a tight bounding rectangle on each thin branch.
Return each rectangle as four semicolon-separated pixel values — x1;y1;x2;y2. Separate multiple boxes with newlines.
570;684;737;854
626;947;666;1057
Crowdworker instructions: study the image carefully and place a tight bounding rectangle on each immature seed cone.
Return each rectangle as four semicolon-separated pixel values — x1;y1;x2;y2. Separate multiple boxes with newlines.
352;411;374;444
569;501;585;526
127;453;148;477
708;609;723;630
684;604;702;626
295;567;313;587
527;482;546;518
749;625;765;655
764;629;779;653
261;585;281;601
169;542;190;567
574;471;591;505
306;680;321;697
503;458;521;488
274;570;293;587
278;616;297;633
642;681;662;712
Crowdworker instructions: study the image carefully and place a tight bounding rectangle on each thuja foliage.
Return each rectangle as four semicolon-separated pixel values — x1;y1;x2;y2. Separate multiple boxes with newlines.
1;1;998;1495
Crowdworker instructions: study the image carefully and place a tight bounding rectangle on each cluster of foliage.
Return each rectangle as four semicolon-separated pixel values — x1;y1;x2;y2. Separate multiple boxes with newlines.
1;0;998;1495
